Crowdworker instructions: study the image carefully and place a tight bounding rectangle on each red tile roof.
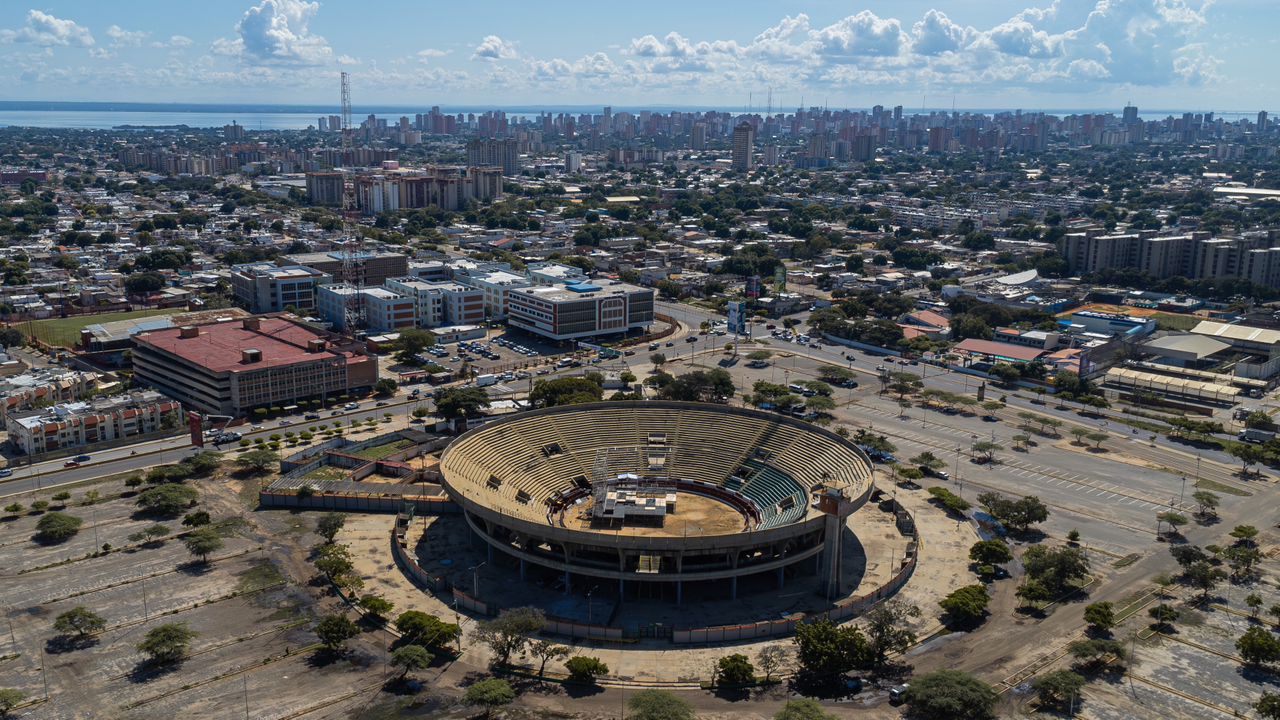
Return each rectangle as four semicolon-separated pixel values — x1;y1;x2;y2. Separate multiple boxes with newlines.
135;317;368;374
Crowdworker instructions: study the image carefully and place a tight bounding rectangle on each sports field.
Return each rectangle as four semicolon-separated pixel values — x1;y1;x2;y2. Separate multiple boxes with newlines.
22;308;178;347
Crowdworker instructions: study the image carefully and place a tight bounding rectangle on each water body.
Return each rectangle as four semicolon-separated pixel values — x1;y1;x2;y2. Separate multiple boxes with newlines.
0;102;1254;130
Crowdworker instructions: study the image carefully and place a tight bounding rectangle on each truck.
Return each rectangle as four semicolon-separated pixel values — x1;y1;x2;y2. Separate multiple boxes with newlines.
1238;427;1276;444
475;374;499;387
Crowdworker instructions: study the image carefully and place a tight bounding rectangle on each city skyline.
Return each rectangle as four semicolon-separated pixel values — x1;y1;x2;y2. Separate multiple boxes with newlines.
0;0;1269;112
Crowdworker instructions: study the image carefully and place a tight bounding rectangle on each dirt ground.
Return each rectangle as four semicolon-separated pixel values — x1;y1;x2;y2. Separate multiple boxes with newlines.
563;492;747;536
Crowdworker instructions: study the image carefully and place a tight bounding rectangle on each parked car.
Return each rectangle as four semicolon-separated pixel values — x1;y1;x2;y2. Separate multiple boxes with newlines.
0;468;12;478
74;455;91;462
63;461;80;468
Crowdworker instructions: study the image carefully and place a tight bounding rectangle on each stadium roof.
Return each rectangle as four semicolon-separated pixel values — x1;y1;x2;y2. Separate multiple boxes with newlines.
1143;334;1230;360
1191;320;1280;346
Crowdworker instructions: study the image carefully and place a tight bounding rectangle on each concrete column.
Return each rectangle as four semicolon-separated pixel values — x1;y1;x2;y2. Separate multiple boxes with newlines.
730;576;737;600
676;580;683;605
618;578;625;599
777;566;785;589
519;558;526;580
564;569;572;594
486;543;493;563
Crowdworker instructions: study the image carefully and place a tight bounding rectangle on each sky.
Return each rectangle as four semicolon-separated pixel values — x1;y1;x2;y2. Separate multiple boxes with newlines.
0;0;1271;113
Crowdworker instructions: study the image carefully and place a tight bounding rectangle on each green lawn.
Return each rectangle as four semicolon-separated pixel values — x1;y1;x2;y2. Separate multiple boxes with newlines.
1152;312;1200;332
349;438;416;461
24;308;179;347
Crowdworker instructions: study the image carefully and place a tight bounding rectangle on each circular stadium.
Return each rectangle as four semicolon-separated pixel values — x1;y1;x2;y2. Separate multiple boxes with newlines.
438;401;876;605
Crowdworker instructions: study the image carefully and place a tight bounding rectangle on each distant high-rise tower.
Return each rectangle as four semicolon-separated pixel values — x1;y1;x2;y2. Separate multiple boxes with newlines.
1122;104;1139;124
1259;111;1270;133
731;122;755;172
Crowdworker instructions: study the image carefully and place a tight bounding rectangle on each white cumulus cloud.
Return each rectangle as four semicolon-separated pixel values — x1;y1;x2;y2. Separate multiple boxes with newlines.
472;35;516;60
215;0;335;65
0;10;94;47
106;25;149;47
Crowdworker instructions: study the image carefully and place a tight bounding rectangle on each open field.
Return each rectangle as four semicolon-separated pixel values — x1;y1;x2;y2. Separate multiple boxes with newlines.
21;308;178;347
348;438;417;461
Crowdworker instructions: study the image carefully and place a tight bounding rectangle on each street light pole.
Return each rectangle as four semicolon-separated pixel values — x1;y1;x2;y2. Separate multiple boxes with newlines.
470;561;486;599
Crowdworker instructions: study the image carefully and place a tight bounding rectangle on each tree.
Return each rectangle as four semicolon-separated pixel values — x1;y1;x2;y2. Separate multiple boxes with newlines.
528;639;571;680
137;623;196;664
757;645;790;682
314;543;355;580
136;484;198;516
1070;427;1091;445
373;378;398;397
1256;692;1280;720
529;376;604;407
903;669;998;720
183;527;224;563
395;611;460;651
315;512;347;543
939;585;990;629
1230;524;1259;545
473;606;545;667
434;386;491;420
1086;432;1108;449
1084;602;1116;635
717;653;756;686
464;678;515;719
53;606;106;639
864;600;920;669
0;689;25;716
34;512;82;543
976;492;1049;533
989;363;1022;385
1068;638;1126;670
182;511;211;527
1191;490;1220;518
315;614;360;651
564;655;609;684
358;594;394;619
910;451;945;472
1231;444;1265;476
968;539;1013;567
234;445;279;474
627;689;695;720
394;328;435;364
129;523;171;546
927;486;970;515
650;352;667;367
1244;591;1264;614
792;618;870;682
1022;545;1090;595
1169;544;1208;570
970;440;1002;463
1031;670;1085;710
654;368;735;403
774;699;836;720
391;644;433;679
1223;545;1263;579
1237;626;1280;666
1185;561;1227;602
1148;603;1180;630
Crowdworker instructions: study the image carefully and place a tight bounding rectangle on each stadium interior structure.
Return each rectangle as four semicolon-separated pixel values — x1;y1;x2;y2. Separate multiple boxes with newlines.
439;401;875;604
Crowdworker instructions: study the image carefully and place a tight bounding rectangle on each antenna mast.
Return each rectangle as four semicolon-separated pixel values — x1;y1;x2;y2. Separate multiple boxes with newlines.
338;71;365;332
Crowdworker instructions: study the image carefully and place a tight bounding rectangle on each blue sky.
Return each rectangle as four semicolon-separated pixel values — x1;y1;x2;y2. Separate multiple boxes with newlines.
0;1;1270;112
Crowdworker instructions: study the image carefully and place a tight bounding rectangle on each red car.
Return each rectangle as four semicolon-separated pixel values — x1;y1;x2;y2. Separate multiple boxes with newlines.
63;460;80;468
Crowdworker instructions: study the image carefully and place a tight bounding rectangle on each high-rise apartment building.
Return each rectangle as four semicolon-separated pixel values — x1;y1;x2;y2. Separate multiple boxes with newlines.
466;138;520;175
731;122;755;172
305;171;344;206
